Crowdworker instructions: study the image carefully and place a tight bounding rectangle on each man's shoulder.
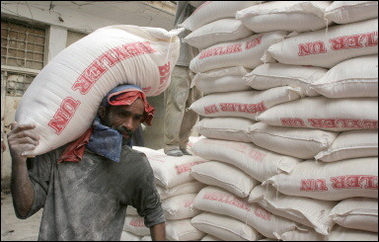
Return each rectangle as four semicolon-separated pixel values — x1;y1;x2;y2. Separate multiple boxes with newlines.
121;145;149;161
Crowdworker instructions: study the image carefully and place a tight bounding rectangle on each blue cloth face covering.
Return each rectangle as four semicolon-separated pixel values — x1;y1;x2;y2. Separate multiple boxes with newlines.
86;116;132;162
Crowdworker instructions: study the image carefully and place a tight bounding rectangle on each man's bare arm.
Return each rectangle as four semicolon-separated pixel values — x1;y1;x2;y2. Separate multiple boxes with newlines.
8;122;39;217
149;222;166;241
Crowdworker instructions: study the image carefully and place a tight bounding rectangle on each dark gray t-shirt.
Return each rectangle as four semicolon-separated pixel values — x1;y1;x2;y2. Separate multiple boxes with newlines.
18;145;165;241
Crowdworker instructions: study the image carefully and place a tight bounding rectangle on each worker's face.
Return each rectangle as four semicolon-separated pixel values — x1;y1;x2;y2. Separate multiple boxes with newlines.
99;98;145;142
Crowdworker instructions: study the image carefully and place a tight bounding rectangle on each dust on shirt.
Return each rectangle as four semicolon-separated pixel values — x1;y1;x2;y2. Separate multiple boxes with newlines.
17;145;165;241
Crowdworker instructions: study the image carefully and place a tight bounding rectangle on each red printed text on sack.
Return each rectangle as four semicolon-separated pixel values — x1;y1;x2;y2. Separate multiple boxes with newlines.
175;160;207;174
219;101;267;114
203;192;251;212
299;175;378;191
245;35;262;50
331;175;378;190
329;31;378;50
300;179;328;191
48;97;81;134
204;104;219;114
280;117;378;129
254;206;272;220
199;44;242;59
298;31;378;56
72;41;156;95
130;219;145;228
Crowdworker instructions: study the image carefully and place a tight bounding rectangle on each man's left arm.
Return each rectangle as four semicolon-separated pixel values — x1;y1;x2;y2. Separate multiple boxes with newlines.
149;222;166;241
131;153;166;240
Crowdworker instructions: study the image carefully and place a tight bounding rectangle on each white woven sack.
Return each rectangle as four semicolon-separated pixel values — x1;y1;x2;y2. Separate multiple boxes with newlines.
123;216;150;236
189;1;205;8
280;224;379;241
189;86;301;120
15;25;180;157
324;1;379;24
180;1;265;31
133;146;208;188
126;206;138;216
120;231;142;241
315;130;378;162
186;136;206;155
265;157;379;201
193;186;307;239
190;31;287;73
264;18;378;68
166;219;206;241
157;181;205;200
243;62;328;97
247;122;338;159
249;184;337;235
256;96;379;132
191;212;263;241
330;197;378;232
200;235;219;241
141;235;152;241
191;138;302;182
236;1;331;33
190;161;260;198
162;193;200;220
195;117;256;143
310;55;378;98
184;19;253;50
191;66;251;95
328;225;379;241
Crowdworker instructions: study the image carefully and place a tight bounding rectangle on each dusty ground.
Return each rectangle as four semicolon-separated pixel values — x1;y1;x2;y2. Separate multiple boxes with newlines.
1;191;42;241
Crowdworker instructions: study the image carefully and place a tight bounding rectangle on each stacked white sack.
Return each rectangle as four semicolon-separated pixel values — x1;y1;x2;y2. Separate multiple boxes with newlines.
185;1;378;241
123;146;208;241
181;1;338;240
15;25;181;157
251;1;378;240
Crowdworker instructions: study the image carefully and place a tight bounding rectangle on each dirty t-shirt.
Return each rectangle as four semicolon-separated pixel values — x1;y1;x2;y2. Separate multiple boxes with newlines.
18;144;165;241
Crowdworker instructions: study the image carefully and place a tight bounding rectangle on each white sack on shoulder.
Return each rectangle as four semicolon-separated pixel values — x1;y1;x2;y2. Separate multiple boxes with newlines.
15;25;180;156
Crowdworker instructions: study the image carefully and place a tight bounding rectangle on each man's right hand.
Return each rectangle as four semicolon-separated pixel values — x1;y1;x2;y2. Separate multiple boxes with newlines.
7;122;39;217
7;122;40;161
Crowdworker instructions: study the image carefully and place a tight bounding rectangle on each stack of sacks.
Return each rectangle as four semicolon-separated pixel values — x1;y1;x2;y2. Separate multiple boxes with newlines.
122;146;208;241
183;1;378;241
181;1;335;241
244;1;378;241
